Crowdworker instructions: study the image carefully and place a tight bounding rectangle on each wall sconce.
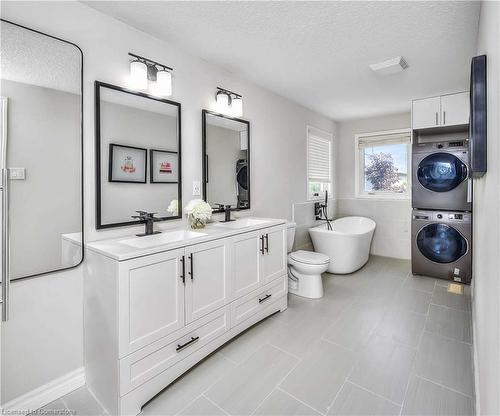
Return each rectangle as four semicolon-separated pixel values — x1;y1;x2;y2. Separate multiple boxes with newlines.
215;87;243;117
128;52;173;97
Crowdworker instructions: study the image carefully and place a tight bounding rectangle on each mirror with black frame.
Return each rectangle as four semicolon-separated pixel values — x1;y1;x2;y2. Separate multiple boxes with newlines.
202;110;250;211
0;19;83;280
95;81;182;229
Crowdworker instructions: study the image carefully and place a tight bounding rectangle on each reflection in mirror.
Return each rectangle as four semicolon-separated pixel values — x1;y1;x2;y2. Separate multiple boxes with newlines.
0;19;83;280
202;110;250;210
96;82;182;229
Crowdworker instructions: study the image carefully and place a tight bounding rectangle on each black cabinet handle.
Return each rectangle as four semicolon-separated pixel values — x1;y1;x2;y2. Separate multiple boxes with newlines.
265;233;269;253
189;253;194;280
180;255;186;284
260;235;265;254
259;294;272;303
176;336;199;352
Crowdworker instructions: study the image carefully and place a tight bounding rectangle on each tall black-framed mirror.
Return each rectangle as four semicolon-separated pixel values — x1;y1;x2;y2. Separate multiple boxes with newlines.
202;110;250;211
95;81;182;229
0;19;84;281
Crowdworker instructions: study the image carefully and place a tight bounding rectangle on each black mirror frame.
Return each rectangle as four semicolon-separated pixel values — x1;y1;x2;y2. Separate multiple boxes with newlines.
202;109;250;211
95;81;182;229
0;19;85;280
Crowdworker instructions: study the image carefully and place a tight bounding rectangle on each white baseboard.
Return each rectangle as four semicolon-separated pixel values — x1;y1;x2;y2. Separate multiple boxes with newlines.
2;367;85;412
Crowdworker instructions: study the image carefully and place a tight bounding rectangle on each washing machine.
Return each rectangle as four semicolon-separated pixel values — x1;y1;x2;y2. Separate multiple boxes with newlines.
411;210;472;284
412;140;471;211
236;159;249;208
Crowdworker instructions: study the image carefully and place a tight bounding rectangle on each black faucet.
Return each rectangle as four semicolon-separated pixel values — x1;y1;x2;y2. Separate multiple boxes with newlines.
131;211;161;237
214;204;236;222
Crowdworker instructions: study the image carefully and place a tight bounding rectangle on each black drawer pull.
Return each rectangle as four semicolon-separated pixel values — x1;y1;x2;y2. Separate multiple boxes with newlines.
259;294;272;303
176;336;199;352
265;233;269;253
180;256;186;284
260;235;265;254
189;253;194;280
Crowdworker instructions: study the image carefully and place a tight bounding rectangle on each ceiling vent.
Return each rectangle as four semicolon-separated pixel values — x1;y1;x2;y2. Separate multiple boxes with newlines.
369;57;409;75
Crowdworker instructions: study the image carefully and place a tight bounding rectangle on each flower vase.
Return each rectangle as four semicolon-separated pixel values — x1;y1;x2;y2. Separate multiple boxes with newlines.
190;216;206;229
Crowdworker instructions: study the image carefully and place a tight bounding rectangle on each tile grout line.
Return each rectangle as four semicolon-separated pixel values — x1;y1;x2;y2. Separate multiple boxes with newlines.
275;387;325;415
346;380;402;408
411;374;474;399
201;394;231;415
398;279;435;416
250;348;309;416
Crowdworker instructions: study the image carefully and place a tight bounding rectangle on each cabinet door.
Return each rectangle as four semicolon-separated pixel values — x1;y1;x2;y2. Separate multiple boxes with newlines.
412;97;441;129
261;226;286;285
232;230;263;299
185;239;230;324
118;249;185;356
441;92;469;126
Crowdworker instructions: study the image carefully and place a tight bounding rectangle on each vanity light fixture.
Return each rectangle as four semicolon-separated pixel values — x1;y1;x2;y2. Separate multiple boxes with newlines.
215;87;243;117
128;52;173;96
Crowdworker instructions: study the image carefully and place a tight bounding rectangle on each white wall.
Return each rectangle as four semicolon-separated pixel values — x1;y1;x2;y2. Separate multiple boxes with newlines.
335;113;411;259
472;2;500;414
0;1;335;404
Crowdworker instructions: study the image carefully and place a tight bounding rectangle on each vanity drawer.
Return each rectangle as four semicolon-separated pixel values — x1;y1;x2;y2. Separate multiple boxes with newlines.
119;307;230;395
230;275;286;328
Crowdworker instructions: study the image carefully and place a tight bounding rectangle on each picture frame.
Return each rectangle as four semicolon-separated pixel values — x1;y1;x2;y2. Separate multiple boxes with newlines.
108;143;147;183
150;149;179;183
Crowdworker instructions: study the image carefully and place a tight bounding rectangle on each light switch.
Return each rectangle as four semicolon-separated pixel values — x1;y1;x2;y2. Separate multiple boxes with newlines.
192;181;201;196
8;168;26;180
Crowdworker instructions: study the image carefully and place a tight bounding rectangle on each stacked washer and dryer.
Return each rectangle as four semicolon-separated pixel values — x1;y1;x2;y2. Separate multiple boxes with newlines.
411;139;472;284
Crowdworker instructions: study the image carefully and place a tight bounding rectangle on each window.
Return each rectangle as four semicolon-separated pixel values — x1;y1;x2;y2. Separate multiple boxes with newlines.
355;129;411;199
307;126;332;200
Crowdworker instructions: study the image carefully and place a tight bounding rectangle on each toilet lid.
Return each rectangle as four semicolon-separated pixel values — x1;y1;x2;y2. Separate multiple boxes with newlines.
289;250;329;265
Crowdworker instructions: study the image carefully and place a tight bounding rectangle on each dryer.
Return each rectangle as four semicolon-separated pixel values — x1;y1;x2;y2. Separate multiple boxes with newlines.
412;140;471;211
412;210;471;284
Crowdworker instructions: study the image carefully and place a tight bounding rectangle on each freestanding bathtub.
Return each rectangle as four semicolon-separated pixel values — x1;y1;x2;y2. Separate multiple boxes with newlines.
309;216;376;274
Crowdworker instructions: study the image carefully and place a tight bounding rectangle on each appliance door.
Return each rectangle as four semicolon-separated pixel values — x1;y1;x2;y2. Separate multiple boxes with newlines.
412;151;470;210
0;97;8;321
416;223;468;264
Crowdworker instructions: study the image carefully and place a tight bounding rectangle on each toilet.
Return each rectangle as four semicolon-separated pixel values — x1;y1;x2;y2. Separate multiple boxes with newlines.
286;222;330;299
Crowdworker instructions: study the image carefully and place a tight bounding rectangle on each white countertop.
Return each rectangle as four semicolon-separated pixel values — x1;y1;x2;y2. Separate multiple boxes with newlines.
86;217;286;261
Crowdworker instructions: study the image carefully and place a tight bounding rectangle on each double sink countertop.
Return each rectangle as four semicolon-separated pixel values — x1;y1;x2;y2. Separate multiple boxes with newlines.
86;217;286;261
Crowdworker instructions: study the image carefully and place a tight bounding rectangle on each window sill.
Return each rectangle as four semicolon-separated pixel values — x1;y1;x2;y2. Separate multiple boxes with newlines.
355;194;409;201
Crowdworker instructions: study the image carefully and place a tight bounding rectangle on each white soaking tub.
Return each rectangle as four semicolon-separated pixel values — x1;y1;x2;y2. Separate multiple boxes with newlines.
309;216;376;274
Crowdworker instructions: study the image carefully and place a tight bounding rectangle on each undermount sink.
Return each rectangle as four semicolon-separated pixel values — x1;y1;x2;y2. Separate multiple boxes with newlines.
214;218;271;229
121;230;207;249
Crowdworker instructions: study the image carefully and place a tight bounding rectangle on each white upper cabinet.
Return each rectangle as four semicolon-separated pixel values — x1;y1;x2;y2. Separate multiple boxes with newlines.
412;92;469;130
412;96;441;129
185;239;230;324
441;92;469;127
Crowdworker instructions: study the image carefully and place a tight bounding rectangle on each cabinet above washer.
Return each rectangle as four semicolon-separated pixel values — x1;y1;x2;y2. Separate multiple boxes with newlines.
412;91;469;131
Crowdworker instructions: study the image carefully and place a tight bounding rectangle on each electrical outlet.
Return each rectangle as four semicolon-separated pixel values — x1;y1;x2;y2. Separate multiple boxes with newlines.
192;181;201;196
8;168;26;180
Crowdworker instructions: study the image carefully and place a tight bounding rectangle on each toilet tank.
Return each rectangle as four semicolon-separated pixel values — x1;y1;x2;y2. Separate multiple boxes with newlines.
286;222;296;253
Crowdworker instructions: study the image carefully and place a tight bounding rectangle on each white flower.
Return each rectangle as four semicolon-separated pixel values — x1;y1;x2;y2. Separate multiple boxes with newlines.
184;199;213;221
167;199;178;215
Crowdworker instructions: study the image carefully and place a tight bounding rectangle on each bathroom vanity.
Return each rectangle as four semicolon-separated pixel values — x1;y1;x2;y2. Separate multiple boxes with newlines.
84;218;287;415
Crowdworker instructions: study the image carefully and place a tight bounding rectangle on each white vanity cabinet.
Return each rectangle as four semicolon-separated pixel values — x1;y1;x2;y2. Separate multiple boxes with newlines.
84;220;287;416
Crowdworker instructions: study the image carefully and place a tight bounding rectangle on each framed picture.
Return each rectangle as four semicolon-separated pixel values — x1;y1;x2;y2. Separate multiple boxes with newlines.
108;144;147;183
150;149;179;183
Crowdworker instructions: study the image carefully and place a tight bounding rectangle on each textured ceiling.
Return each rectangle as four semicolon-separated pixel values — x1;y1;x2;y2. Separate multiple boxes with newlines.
84;1;480;121
1;21;81;94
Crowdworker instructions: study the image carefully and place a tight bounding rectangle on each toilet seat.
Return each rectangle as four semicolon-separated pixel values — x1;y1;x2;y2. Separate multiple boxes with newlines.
289;250;329;265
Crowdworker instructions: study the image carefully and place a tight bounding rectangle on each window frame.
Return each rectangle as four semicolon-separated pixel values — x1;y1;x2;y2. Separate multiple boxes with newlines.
354;128;411;200
307;125;333;201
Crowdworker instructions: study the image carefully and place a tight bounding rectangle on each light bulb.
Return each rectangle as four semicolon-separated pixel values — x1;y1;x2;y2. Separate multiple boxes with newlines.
216;91;231;113
156;70;172;97
231;96;243;117
130;60;147;90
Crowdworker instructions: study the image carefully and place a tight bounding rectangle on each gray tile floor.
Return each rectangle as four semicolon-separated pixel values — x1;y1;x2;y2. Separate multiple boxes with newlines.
45;256;474;416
